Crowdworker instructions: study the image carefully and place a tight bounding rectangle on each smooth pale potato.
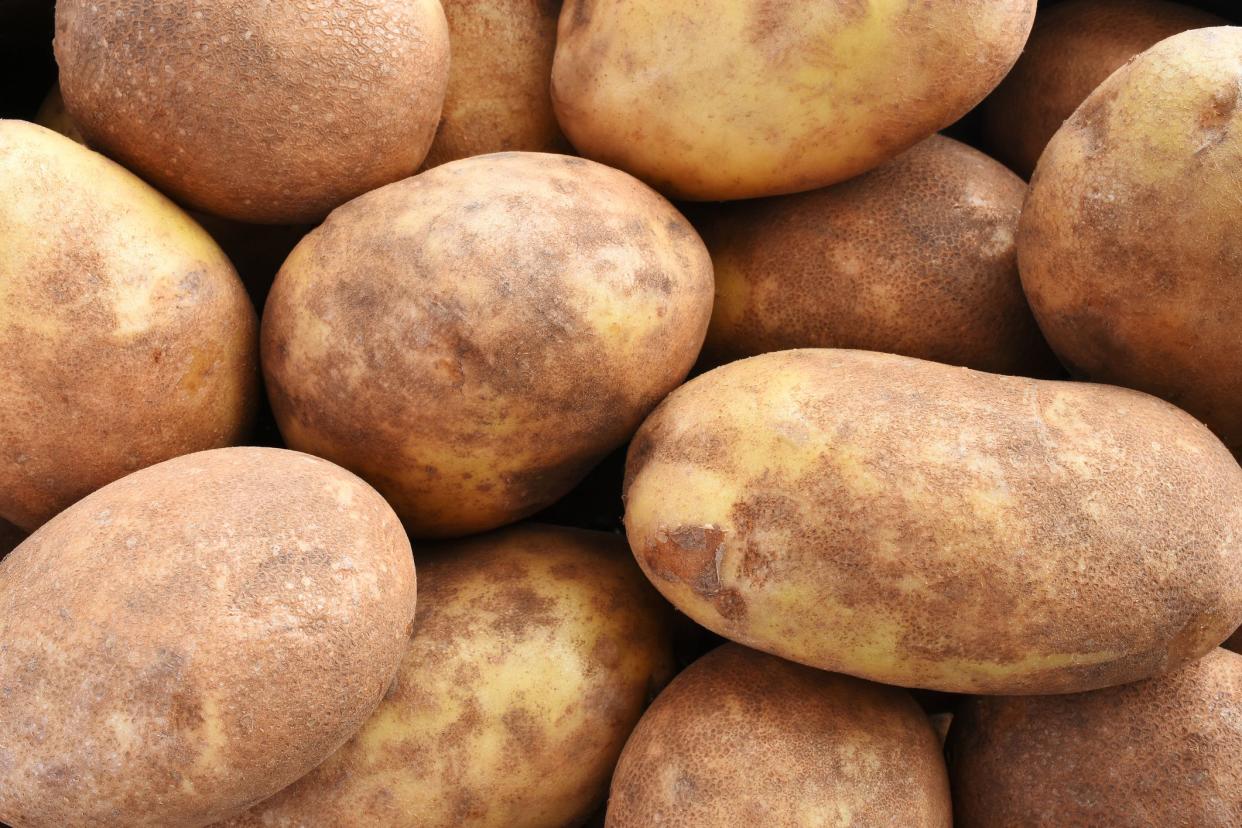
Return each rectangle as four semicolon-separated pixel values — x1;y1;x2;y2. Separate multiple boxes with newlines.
948;648;1242;825
983;0;1225;178
623;349;1242;694
606;644;951;827
698;134;1057;375
0;448;416;828
54;0;450;223
222;524;673;828
422;0;570;168
263;152;714;538
0;120;257;531
551;0;1035;201
1019;26;1242;456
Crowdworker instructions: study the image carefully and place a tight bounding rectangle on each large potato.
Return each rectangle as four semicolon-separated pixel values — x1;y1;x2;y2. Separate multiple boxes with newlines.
624;349;1242;694
1019;27;1242;455
0;447;416;828
607;644;951;827
223;524;673;828
263;152;714;538
551;0;1035;200
54;0;450;224
948;648;1242;825
698;134;1056;375
0;120;257;531
983;0;1224;177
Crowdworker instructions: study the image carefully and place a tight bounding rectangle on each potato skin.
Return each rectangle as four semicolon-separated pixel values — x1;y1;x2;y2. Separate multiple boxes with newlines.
0;447;416;828
623;349;1242;694
948;648;1242;826
1019;27;1242;456
0;120;258;531
983;0;1224;178
263;152;714;538
223;524;673;828
54;0;450;224
606;644;951;827
551;0;1035;201
699;134;1057;375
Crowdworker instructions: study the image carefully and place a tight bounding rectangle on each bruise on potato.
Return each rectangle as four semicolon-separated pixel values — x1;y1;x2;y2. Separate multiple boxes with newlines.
698;134;1058;376
0;448;416;828
948;648;1242;826
606;644;951;827
262;151;714;538
0;120;258;532
221;523;674;828
623;349;1242;695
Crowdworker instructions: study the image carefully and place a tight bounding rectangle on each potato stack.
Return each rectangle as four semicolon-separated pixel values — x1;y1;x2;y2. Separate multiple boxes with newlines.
1;1;1241;826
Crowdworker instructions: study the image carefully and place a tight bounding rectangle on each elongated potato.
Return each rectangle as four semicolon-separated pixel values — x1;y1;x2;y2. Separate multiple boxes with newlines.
0;448;416;828
623;349;1242;694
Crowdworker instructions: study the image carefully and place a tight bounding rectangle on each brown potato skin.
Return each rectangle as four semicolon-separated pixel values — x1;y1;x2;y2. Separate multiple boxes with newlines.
983;0;1225;178
699;134;1058;375
263;152;714;538
0;448;416;828
54;0;450;224
606;644;951;827
949;648;1242;826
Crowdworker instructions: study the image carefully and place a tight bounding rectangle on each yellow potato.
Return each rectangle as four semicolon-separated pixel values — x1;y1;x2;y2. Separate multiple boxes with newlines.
0;448;416;828
949;648;1242;825
223;524;672;828
623;349;1242;694
263;152;714;538
699;134;1057;375
1019;26;1242;455
606;644;951;827
551;0;1035;200
0;120;257;531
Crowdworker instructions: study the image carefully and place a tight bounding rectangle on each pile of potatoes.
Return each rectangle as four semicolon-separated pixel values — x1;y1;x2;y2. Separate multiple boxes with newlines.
2;0;1241;825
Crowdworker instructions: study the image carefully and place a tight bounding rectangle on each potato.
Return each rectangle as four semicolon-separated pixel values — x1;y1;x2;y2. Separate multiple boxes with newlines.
222;524;673;828
983;0;1224;178
422;0;570;168
606;644;951;827
948;648;1242;825
1019;27;1242;456
34;83;84;144
623;349;1242;694
0;447;416;828
698;134;1057;375
0;120;258;531
263;152;714;538
551;0;1035;201
54;0;450;224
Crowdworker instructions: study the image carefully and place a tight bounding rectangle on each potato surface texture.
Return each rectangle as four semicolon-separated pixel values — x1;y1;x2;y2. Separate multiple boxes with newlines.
623;349;1242;694
54;0;450;224
551;0;1035;200
606;644;951;827
223;524;673;828
949;648;1242;825
263;152;714;538
1020;26;1242;456
0;120;257;531
0;448;416;828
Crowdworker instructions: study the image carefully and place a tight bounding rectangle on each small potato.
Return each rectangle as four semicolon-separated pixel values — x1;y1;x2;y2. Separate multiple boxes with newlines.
223;524;673;828
624;349;1242;694
1019;27;1242;455
0;120;257;531
263;152;714;538
949;648;1242;825
606;644;951;827
0;448;416;828
699;134;1057;375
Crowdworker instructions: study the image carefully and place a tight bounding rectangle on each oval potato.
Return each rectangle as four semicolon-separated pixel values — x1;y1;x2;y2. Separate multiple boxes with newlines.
0;448;416;828
623;349;1242;694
